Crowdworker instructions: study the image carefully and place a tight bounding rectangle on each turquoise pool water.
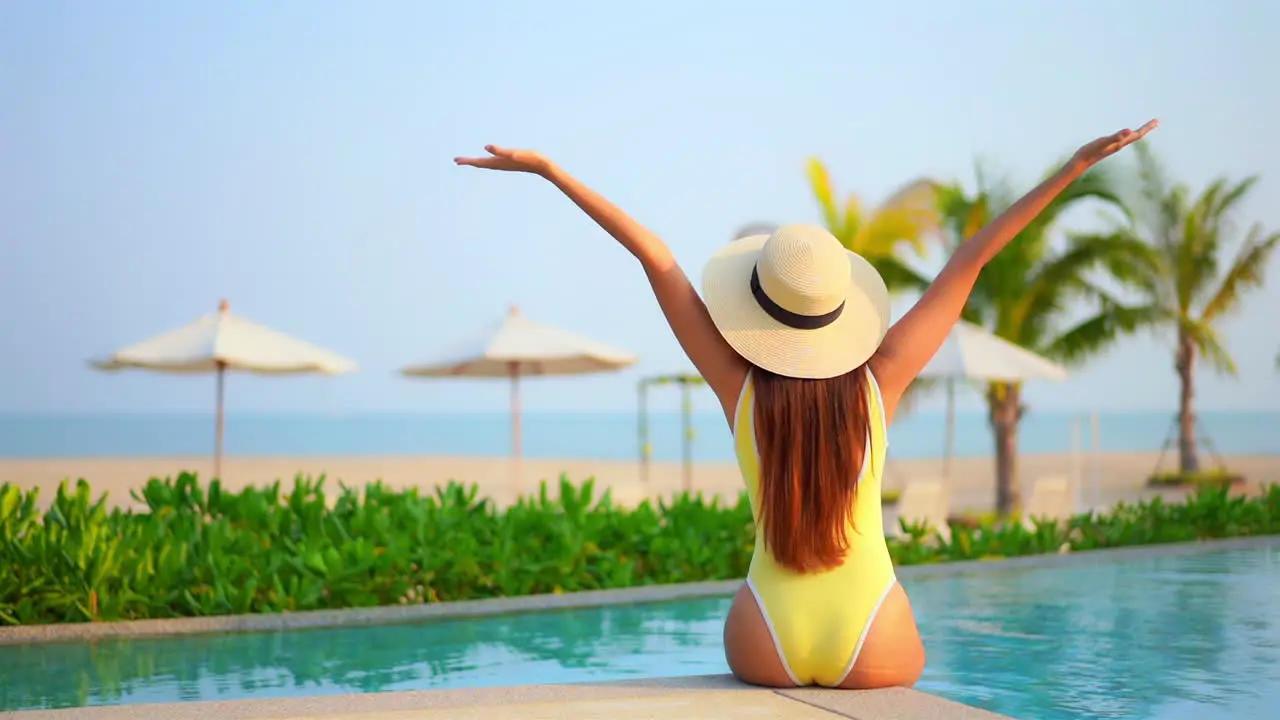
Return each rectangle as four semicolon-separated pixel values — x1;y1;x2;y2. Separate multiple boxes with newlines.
2;544;1278;719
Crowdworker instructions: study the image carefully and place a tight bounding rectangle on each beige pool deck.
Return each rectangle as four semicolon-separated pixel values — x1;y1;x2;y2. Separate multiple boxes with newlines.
5;538;1279;720
6;675;1009;720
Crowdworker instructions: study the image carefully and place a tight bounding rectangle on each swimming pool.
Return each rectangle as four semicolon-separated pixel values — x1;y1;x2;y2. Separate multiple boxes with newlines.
2;543;1277;720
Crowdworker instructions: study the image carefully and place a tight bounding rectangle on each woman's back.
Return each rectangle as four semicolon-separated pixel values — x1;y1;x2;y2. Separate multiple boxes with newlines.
731;367;896;687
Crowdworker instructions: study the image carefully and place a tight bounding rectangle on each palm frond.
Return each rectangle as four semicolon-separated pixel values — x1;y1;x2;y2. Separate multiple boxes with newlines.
1017;232;1158;332
1207;175;1260;218
806;159;940;293
861;204;938;257
805;157;842;235
1020;164;1128;249
1042;301;1167;365
1128;140;1173;225
935;183;974;253
872;255;931;294
1179;180;1227;306
959;301;985;326
1158;185;1191;296
976;236;1038;339
962;194;989;241
984;166;1129;344
840;193;866;248
1181;177;1257;307
934;160;1141;358
1067;231;1165;296
1199;224;1280;321
936;182;992;254
1183;319;1238;375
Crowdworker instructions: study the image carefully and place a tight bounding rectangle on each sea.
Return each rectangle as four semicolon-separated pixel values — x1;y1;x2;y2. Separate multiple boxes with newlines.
1;411;1277;461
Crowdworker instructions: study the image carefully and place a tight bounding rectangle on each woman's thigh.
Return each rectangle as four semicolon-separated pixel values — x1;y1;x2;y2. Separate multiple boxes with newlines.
722;584;795;688
837;582;926;689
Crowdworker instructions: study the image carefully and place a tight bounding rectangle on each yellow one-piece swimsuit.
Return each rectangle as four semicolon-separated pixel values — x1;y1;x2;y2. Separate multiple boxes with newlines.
732;369;896;687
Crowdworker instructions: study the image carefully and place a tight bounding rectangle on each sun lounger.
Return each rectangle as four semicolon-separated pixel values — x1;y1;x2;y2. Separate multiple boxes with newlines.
1021;476;1076;531
605;482;654;509
891;479;952;543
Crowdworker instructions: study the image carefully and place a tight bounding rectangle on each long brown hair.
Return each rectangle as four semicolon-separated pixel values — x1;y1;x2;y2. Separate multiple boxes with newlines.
751;364;871;574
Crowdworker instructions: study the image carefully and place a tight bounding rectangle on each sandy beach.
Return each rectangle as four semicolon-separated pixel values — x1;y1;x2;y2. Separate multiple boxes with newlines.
4;452;1278;514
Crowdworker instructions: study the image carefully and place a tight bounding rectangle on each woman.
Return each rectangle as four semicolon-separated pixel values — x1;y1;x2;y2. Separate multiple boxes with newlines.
454;118;1157;689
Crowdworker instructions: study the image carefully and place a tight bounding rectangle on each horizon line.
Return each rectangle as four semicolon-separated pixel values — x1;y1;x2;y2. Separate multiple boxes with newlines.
2;408;1278;418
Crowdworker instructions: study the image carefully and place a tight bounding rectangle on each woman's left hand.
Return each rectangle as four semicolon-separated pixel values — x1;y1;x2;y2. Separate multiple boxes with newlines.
454;145;552;175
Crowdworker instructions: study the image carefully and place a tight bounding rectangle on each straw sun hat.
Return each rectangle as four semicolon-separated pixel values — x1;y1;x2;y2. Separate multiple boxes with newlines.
701;223;891;379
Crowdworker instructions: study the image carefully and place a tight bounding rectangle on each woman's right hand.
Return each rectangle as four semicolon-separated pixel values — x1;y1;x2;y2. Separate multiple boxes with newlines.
1069;119;1159;171
454;145;553;175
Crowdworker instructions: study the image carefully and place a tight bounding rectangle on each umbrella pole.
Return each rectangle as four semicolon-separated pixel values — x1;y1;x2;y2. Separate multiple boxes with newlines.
638;380;649;484
509;362;522;499
681;381;693;493
214;361;226;481
943;377;955;481
1091;412;1102;510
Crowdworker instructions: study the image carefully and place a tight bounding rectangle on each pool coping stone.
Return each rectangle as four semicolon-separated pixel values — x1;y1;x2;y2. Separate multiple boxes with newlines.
4;674;1015;720
2;534;1275;647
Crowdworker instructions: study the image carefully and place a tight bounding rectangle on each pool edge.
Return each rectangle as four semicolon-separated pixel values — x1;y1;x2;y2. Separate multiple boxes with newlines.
2;534;1276;647
2;674;1015;720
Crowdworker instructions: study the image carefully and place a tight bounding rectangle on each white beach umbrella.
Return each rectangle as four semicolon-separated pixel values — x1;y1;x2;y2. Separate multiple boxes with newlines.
733;222;779;240
401;305;637;487
918;321;1068;479
91;299;357;479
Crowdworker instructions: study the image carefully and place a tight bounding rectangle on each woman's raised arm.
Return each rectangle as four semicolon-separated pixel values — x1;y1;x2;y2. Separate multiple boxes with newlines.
869;120;1158;422
455;146;749;412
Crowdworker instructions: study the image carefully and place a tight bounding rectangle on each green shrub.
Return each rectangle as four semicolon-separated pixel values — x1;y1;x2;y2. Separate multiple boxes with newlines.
1147;468;1245;488
1;473;1277;626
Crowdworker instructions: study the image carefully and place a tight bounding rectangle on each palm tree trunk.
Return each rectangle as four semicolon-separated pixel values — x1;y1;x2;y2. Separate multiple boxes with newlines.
1175;333;1200;474
986;382;1023;517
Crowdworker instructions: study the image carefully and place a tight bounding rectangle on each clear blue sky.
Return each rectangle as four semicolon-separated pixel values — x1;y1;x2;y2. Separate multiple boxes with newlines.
1;1;1277;415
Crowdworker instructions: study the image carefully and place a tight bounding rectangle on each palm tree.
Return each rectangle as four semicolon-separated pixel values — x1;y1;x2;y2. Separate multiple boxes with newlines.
936;162;1155;516
802;159;945;416
806;158;941;292
1080;143;1280;474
